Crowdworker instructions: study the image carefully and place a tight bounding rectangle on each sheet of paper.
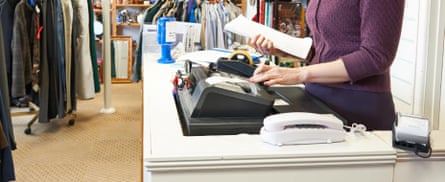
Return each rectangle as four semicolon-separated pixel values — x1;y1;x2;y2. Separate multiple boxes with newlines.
176;49;231;65
224;15;313;60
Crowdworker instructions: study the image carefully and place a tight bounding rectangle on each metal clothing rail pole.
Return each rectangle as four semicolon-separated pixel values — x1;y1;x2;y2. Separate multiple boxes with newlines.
100;0;116;114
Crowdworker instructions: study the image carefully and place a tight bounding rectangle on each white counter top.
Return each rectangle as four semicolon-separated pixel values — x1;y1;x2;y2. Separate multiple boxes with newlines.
143;56;397;182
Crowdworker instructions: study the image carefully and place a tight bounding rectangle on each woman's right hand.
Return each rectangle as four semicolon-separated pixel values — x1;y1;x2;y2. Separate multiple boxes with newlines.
248;34;289;57
249;64;309;86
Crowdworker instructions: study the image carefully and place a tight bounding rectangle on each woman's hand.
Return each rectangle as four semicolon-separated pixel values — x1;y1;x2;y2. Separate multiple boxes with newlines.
249;64;308;86
248;34;289;57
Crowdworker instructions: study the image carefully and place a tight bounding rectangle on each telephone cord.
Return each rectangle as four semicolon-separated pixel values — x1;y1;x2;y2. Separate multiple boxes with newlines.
343;123;367;134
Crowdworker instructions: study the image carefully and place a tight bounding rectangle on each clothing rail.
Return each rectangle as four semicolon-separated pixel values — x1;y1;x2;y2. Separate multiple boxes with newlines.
10;102;76;134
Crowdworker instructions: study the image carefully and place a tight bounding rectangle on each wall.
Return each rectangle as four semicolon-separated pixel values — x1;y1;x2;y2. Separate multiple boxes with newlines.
391;0;428;114
391;0;445;129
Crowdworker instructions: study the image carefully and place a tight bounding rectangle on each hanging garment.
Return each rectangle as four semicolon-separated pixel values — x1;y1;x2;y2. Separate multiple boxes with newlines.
193;2;200;23
111;41;117;78
152;0;174;24
0;18;16;182
38;0;50;122
11;0;35;99
49;0;67;120
0;121;8;182
201;2;230;50
0;0;17;151
145;0;165;23
199;2;206;49
0;123;7;150
174;0;185;21
38;0;69;122
179;0;188;22
61;0;74;112
224;1;243;46
69;0;78;111
187;0;196;22
203;3;218;49
30;1;42;104
87;0;100;93
0;0;20;104
72;0;95;100
215;2;228;48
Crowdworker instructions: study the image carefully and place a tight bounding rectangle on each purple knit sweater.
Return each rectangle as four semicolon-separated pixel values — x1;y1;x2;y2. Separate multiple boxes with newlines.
306;0;405;92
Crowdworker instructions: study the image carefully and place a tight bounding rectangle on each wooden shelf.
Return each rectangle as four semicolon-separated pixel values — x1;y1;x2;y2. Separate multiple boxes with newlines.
117;23;142;27
112;1;153;36
116;4;152;8
93;8;111;14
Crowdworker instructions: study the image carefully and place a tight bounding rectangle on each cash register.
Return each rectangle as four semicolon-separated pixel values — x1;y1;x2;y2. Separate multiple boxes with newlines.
174;59;345;136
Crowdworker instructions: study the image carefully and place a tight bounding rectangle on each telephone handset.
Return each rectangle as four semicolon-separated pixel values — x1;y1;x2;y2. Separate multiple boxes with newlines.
260;112;346;146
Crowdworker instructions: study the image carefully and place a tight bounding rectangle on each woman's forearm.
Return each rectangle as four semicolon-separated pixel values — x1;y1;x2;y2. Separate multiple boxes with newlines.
302;59;351;83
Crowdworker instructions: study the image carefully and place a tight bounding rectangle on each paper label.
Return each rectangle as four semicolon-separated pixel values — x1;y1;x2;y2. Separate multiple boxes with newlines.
165;22;176;43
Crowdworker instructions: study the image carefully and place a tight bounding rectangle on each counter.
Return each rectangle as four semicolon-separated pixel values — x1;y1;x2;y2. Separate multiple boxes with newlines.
143;55;395;182
374;131;445;182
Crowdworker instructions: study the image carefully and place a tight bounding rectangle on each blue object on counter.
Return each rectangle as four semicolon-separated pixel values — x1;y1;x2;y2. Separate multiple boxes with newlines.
157;16;176;64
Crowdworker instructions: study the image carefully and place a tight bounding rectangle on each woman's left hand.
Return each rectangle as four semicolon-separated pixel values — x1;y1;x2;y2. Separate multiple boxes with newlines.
248;34;289;57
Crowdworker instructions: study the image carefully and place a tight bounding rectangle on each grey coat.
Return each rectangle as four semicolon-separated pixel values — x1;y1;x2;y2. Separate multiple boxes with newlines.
11;0;35;98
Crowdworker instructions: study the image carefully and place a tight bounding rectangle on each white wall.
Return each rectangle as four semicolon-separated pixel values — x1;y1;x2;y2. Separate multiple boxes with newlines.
391;0;427;114
391;0;445;130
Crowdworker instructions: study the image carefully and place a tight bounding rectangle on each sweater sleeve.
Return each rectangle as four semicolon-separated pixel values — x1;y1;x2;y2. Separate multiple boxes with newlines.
341;0;405;82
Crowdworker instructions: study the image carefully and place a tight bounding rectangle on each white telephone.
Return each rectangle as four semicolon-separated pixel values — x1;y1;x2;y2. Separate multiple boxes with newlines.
260;112;346;146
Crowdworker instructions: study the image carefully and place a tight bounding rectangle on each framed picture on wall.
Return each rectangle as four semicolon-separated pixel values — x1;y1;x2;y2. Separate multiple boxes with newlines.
110;36;133;83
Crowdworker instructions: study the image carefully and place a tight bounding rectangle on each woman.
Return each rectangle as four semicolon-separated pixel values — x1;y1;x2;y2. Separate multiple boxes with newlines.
249;0;405;130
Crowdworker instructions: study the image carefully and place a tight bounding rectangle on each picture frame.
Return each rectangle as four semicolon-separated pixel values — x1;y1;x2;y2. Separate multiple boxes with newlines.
110;36;133;83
